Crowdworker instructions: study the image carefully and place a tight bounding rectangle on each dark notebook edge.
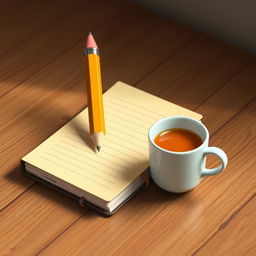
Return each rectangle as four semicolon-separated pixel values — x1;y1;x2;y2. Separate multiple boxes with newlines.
20;160;146;217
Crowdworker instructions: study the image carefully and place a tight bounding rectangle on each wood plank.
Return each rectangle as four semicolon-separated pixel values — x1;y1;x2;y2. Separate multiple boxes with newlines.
0;183;84;256
0;0;19;10
0;5;197;210
98;7;197;87
196;195;256;256
137;39;252;109
165;49;252;111
0;0;129;98
0;0;82;55
195;63;256;134
39;99;256;255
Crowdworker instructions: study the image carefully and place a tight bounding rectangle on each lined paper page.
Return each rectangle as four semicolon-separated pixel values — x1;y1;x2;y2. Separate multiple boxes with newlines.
23;82;202;201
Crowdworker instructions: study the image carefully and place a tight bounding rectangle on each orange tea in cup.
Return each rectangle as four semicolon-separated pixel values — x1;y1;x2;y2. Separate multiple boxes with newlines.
154;128;203;152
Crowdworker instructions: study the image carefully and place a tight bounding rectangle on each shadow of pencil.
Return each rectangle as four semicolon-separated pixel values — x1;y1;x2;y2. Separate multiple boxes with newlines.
69;117;96;153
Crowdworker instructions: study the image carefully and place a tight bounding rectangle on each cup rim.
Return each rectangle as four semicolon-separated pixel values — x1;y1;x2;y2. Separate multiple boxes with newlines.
148;116;209;155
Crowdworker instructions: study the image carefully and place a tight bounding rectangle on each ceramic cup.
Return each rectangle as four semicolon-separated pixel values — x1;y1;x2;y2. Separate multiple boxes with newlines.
148;116;228;193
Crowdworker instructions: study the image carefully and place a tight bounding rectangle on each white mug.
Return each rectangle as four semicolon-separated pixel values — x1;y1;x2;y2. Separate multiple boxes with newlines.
148;116;228;193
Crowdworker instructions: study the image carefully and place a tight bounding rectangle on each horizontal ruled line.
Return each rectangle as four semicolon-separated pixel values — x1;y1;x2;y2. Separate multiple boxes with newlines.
112;96;166;119
106;116;148;131
104;144;142;161
103;136;146;157
61;139;130;170
45;152;116;185
105;109;151;128
105;103;158;123
83;123;146;139
104;132;147;150
40;155;109;188
50;147;120;181
67;128;148;154
55;143;126;173
74;130;148;156
63;135;135;165
107;122;146;136
105;129;147;146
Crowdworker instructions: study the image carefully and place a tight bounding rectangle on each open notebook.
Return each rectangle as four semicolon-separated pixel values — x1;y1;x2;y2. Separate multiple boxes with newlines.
21;82;202;215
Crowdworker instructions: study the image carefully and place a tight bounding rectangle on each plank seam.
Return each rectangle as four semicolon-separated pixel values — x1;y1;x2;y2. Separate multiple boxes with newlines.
203;97;256;138
192;192;256;256
35;213;86;256
194;60;254;111
0;3;129;100
0;181;35;212
0;0;85;60
134;34;200;87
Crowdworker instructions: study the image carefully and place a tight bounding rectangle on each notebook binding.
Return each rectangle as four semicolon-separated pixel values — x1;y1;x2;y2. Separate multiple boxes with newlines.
79;197;87;207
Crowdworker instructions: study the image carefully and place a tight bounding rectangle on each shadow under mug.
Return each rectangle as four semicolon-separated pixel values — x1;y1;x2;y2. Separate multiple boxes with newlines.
148;116;228;193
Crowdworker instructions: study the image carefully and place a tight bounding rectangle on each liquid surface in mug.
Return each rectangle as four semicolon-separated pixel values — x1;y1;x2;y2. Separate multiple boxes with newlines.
154;128;203;152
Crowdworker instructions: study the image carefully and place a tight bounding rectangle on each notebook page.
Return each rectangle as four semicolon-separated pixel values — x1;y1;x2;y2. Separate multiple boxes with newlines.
23;81;202;201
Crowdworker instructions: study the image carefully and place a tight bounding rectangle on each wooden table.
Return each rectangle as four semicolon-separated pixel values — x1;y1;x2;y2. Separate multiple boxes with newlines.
1;1;255;255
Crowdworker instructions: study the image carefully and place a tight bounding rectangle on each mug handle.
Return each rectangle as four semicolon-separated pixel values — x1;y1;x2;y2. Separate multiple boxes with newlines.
201;147;228;176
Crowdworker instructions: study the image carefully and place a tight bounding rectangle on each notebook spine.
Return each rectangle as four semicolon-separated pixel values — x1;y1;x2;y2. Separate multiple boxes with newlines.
21;161;112;217
21;160;150;217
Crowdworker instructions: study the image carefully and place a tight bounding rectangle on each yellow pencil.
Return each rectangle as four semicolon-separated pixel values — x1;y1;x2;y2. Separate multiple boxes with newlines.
84;32;105;152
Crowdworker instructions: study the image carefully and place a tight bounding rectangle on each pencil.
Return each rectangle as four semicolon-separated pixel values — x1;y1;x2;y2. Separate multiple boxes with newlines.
84;32;106;152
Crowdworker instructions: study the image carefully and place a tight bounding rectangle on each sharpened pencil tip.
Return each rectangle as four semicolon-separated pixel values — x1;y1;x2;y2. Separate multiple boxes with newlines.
96;146;101;152
88;32;92;35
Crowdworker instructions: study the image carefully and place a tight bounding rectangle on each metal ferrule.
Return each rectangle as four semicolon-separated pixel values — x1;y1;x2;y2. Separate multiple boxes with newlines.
83;48;99;56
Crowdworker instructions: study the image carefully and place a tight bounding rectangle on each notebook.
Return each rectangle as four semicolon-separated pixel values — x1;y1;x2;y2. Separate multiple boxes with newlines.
21;81;202;216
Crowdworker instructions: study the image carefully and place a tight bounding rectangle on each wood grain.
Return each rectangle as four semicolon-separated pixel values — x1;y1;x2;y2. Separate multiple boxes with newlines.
196;62;256;134
0;0;129;98
0;0;255;255
0;0;82;56
137;37;252;107
0;183;84;256
196;195;256;256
